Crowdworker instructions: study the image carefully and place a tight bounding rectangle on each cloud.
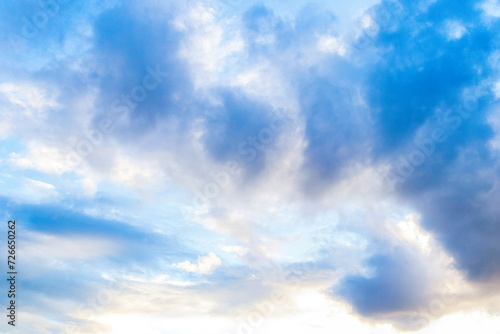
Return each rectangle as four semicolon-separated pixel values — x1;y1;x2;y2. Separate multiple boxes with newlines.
481;0;500;18
174;252;222;274
2;0;500;332
365;0;500;283
444;20;468;40
317;35;347;56
23;232;119;261
22;178;58;200
8;143;70;175
0;82;58;112
174;3;245;87
220;245;249;257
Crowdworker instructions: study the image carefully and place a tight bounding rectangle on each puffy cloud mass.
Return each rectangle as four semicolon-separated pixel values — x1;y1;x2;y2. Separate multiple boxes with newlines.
1;0;500;333
174;252;222;274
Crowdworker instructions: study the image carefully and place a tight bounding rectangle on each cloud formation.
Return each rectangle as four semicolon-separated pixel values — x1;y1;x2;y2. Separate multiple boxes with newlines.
174;252;222;275
1;0;500;333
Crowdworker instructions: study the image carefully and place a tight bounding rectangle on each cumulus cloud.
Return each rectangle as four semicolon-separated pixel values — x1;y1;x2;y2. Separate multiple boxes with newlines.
174;252;222;274
481;0;500;18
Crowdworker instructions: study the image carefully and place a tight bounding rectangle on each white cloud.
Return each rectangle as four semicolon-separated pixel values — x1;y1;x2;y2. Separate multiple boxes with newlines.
25;178;57;193
80;176;98;198
15;178;59;203
393;214;431;252
219;245;248;256
64;276;500;334
9;144;72;175
173;252;222;274
493;81;500;99
0;82;58;115
444;20;468;40
110;153;164;188
175;3;245;87
481;0;500;18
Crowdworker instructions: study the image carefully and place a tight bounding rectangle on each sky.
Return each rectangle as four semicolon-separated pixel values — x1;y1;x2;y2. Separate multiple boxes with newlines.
1;0;500;333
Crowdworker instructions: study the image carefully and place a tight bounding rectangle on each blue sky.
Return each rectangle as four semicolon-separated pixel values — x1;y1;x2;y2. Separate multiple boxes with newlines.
1;0;500;333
